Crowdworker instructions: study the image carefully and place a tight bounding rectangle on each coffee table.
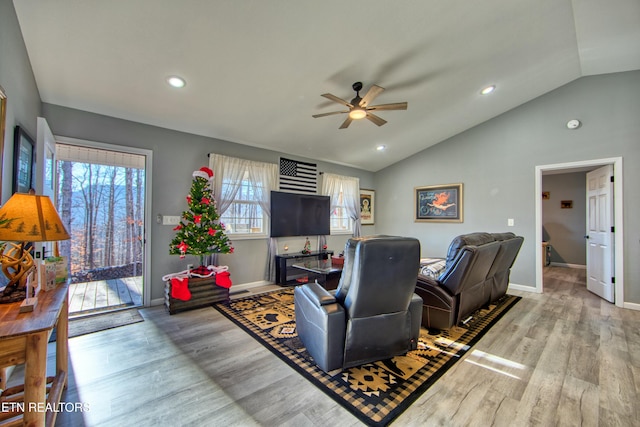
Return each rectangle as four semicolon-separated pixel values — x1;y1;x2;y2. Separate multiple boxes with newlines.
291;259;343;290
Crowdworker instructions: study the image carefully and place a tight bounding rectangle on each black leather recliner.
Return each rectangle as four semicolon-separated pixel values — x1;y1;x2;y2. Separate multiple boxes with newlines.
487;232;524;302
294;236;423;373
415;232;523;330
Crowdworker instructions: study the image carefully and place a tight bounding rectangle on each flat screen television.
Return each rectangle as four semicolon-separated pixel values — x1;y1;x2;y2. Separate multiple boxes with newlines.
270;191;330;237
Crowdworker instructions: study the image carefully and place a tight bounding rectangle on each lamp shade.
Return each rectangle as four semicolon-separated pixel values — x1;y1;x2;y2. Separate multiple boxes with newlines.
0;193;70;242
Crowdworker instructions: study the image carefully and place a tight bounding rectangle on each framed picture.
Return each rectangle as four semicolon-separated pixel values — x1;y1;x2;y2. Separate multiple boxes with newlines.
359;189;375;225
415;183;463;222
13;126;35;194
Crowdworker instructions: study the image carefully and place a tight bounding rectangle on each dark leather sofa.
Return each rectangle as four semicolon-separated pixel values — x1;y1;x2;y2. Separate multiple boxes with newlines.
294;235;422;373
414;232;523;330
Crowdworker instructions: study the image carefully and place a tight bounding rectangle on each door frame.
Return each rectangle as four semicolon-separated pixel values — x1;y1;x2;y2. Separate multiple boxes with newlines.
55;135;154;307
34;117;57;259
535;157;624;307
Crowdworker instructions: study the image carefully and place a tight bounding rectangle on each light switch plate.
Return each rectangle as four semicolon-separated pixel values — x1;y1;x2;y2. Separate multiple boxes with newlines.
162;215;181;225
507;218;515;227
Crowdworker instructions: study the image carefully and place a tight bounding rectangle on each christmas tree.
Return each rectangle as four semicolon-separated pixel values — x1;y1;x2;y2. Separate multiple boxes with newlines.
169;167;234;266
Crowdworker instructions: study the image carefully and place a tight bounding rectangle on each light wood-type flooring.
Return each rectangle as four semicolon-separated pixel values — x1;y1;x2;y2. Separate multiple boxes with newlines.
8;267;639;426
68;277;142;317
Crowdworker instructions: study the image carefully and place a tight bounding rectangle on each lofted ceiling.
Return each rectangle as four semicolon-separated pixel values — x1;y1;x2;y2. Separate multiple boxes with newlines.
13;0;640;172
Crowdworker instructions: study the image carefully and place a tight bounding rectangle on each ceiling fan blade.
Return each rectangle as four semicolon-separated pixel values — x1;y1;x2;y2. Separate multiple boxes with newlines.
366;113;387;127
360;85;385;107
312;111;348;118
339;116;353;129
321;93;353;108
366;102;408;111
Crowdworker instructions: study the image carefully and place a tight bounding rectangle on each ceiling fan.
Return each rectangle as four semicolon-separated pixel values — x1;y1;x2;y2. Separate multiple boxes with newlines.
312;82;408;129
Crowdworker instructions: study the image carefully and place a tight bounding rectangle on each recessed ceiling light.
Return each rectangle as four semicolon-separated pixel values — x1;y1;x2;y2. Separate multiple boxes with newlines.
167;76;186;88
480;85;496;95
376;145;386;151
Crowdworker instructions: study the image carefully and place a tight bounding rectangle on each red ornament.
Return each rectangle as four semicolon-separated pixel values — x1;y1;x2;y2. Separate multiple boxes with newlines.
177;241;189;258
201;197;210;205
194;215;202;224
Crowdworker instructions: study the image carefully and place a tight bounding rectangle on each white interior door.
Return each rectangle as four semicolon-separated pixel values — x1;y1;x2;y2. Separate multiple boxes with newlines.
586;164;614;302
34;117;57;260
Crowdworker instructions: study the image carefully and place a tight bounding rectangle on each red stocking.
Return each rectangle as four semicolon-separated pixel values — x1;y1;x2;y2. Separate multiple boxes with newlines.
171;277;191;301
216;271;232;288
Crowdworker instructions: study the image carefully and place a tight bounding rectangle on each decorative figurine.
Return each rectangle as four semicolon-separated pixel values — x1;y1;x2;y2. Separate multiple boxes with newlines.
302;237;311;254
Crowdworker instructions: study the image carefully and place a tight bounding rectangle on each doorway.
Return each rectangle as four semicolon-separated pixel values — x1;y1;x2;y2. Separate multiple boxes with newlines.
535;157;624;307
54;137;153;317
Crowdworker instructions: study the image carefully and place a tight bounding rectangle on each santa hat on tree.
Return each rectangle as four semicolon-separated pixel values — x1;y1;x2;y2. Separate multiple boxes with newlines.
192;166;214;180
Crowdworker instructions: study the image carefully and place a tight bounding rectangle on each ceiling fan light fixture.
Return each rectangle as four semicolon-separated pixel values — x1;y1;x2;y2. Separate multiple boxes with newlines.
349;108;367;120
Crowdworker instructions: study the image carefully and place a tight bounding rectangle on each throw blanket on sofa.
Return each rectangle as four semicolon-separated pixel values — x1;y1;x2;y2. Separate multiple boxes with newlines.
419;257;446;278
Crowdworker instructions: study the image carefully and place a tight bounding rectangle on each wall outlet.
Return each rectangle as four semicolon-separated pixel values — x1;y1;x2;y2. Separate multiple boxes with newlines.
187;263;194;271
507;218;515;227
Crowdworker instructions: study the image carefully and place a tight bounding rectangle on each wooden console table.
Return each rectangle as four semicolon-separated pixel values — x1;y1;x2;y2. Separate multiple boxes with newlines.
0;284;69;427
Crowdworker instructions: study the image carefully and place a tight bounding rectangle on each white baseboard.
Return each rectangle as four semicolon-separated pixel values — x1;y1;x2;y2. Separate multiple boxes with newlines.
623;301;640;311
508;282;540;293
150;297;164;307
549;262;586;269
230;280;271;292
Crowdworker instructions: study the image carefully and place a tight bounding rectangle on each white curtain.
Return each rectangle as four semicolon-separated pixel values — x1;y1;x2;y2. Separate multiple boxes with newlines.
247;162;279;282
322;173;361;237
209;154;247;215
209;153;279;280
247;161;278;217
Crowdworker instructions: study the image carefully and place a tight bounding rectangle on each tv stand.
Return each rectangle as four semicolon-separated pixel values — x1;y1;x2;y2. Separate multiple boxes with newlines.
275;250;333;286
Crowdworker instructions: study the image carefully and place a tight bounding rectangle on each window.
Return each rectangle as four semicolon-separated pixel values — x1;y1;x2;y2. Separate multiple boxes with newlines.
220;170;266;236
322;173;360;236
330;184;353;234
209;153;277;239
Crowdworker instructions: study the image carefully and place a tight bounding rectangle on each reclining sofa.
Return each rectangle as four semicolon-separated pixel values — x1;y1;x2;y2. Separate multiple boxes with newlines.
414;232;523;330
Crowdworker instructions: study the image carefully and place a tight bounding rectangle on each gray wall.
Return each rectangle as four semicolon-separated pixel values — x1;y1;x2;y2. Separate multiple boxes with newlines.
542;172;587;265
3;0;639;304
375;71;640;303
41;103;375;301
0;0;42;203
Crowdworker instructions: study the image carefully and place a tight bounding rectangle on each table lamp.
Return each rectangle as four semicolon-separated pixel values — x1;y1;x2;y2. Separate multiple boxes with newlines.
0;193;70;304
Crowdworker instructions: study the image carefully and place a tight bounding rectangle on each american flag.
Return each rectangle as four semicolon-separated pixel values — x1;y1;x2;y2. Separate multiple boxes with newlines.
279;157;318;194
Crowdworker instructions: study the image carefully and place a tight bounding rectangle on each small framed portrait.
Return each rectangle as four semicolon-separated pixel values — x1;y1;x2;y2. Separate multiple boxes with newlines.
13;126;35;194
359;189;375;225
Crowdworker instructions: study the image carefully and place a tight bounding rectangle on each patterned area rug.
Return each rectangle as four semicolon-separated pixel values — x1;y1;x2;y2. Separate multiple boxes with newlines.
214;288;520;426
